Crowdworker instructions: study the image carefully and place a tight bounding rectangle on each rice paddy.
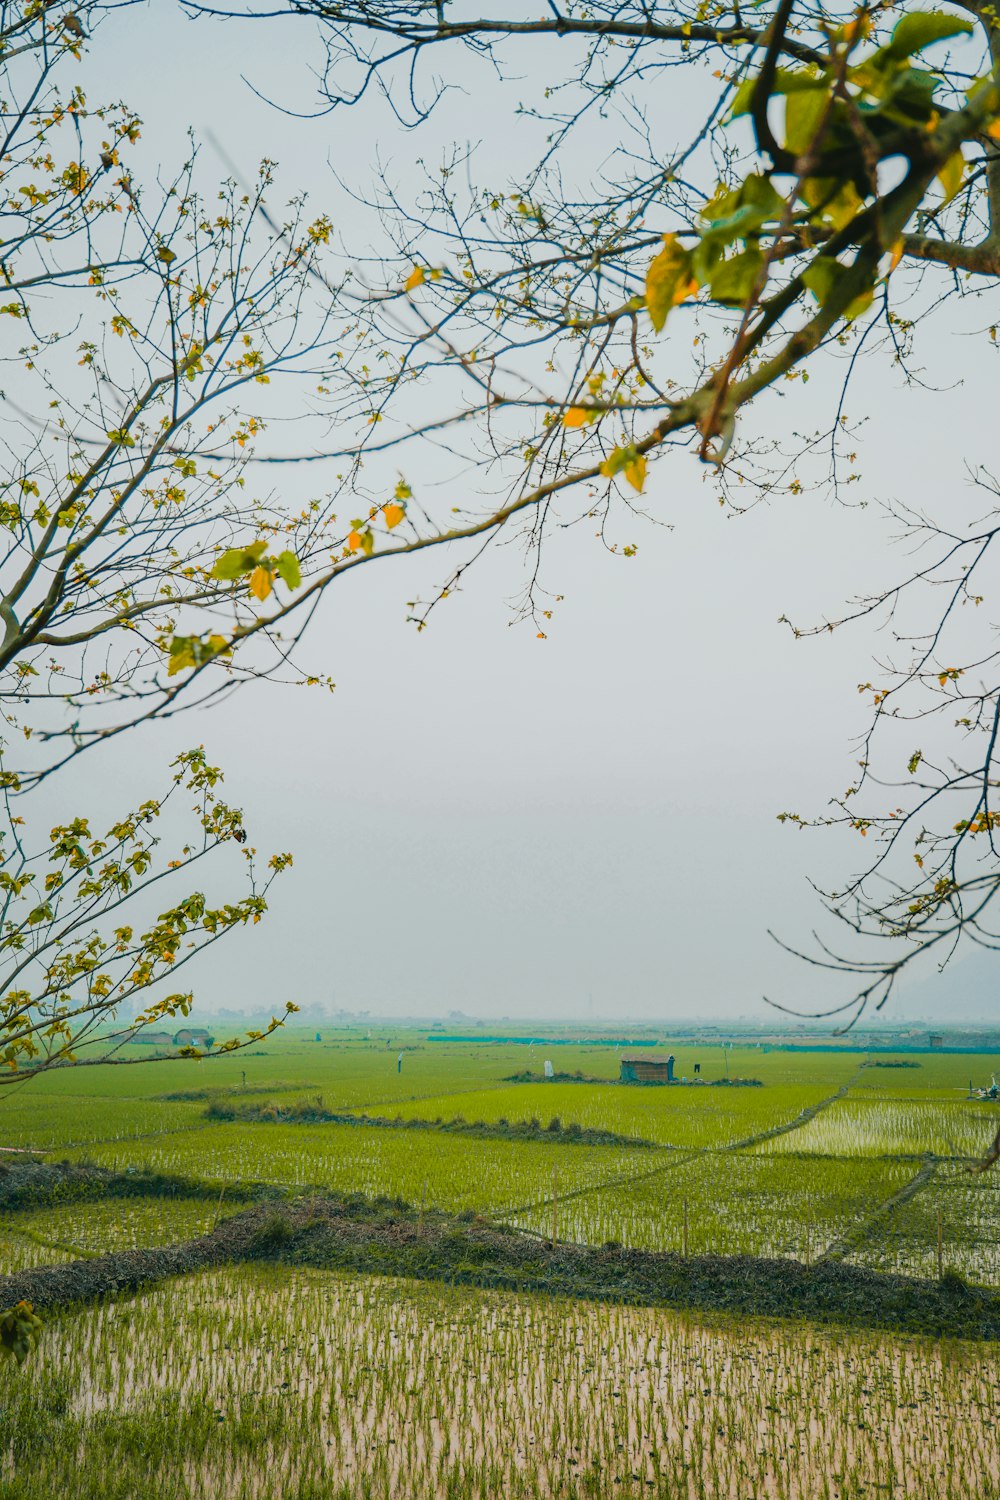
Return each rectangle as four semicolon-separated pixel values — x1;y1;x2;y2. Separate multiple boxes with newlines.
510;1153;918;1261
0;1230;76;1274
753;1097;994;1160
2;1263;998;1498
57;1122;646;1211
846;1167;1000;1284
7;1199;240;1258
0;1029;998;1495
382;1079;837;1149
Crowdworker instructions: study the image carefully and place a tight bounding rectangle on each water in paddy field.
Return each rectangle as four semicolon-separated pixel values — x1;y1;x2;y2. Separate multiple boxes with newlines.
2;1035;998;1496
4;1266;997;1499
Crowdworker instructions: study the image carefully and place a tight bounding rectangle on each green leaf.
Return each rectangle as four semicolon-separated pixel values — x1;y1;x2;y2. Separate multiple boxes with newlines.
167;636;196;676
800;177;864;232
728;174;785;219
728;66;824;122
801;256;874;322
211;550;250;582
937;150;965;206
801;256;839;306
708;247;765;307
784;86;829;155
210;540;268;581
599;443;644;483
702;174;784;229
274;550;302;590
844;284;875;323
877;66;939;125
165;633;229;676
0;1302;42;1365
695;175;786;282
887;11;973;60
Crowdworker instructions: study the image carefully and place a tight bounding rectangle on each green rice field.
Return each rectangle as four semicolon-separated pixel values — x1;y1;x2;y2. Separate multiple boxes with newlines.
3;1032;998;1272
0;1028;998;1496
2;1264;999;1498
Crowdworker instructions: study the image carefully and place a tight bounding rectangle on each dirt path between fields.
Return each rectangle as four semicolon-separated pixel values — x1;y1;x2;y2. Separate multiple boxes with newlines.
497;1076;860;1221
723;1076;857;1152
821;1159;939;1263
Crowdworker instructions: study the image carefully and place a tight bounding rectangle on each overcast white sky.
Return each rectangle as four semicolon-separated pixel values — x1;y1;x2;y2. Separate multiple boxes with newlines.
41;2;1000;1024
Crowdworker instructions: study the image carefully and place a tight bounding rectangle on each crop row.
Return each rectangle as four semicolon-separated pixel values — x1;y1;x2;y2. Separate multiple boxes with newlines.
510;1153;915;1261
0;1096;206;1151
753;1098;996;1160
379;1080;835;1150
58;1123;646;1215
0;1229;75;1275
847;1169;1000;1284
2;1263;996;1498
9;1198;237;1257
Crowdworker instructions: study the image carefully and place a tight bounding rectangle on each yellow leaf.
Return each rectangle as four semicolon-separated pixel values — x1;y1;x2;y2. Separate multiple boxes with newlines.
645;235;697;333
383;502;406;529
623;455;647;493
887;238;905;274
563;407;590;428
348;528;375;556
249;566;272;601
166;645;194;677
156;245;177;265
671;275;698;308
987;120;1000;140
404;265;425;292
937;151;965;206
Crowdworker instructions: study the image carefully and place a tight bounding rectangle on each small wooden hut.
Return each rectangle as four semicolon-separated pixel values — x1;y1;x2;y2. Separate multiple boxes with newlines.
620;1056;674;1084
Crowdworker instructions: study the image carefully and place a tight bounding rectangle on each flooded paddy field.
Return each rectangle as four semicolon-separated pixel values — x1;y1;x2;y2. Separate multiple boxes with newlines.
1;1032;998;1495
20;1034;994;1278
2;1265;997;1499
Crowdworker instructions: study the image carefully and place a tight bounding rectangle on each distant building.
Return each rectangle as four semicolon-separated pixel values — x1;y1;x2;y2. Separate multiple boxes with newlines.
620;1056;674;1085
928;1033;945;1049
133;1030;173;1047
172;1028;214;1048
